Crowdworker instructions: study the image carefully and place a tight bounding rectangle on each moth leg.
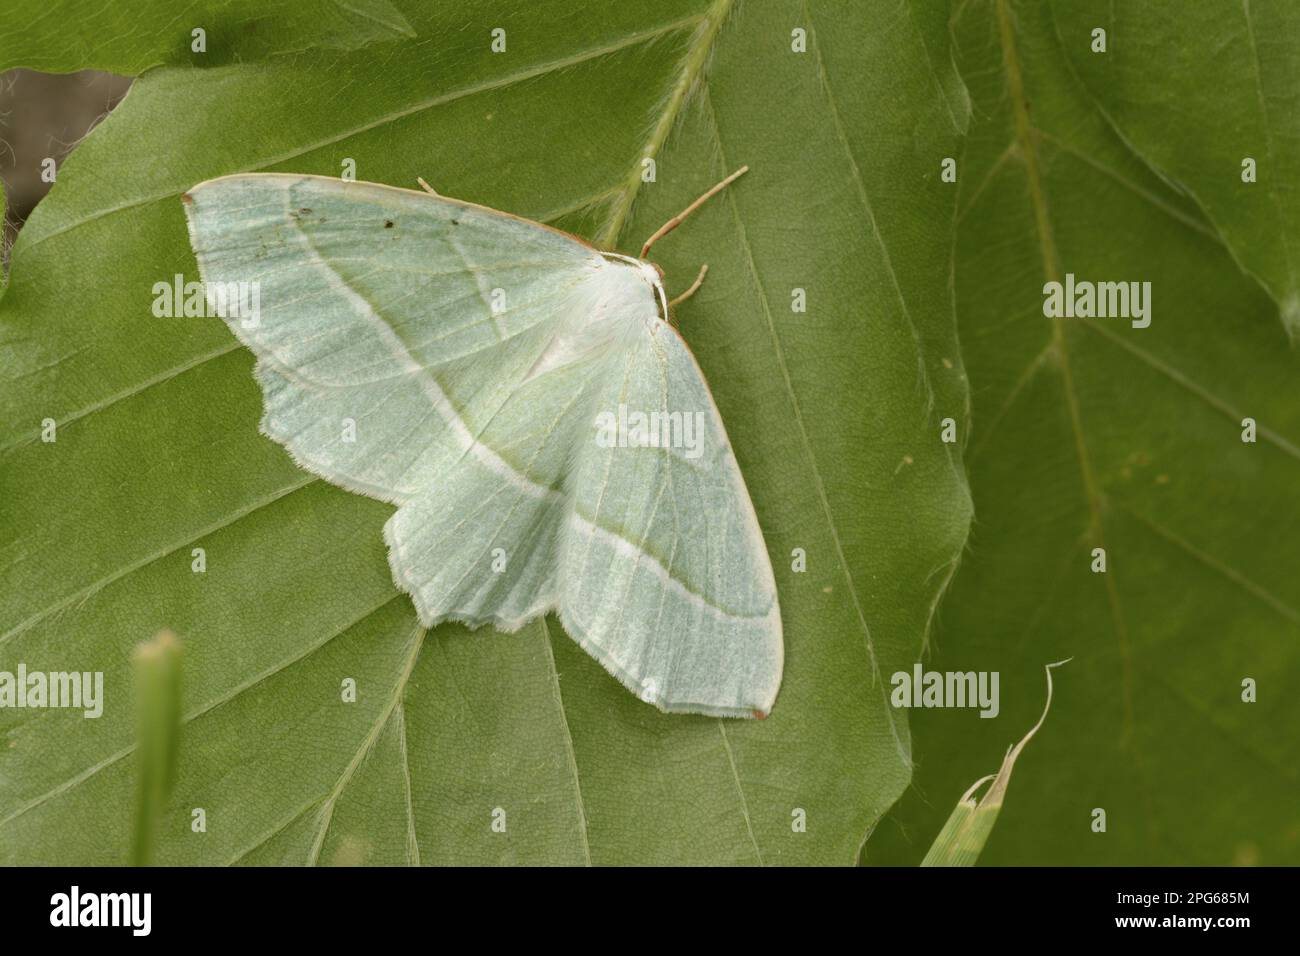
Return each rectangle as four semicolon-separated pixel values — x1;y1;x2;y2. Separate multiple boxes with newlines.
416;176;440;197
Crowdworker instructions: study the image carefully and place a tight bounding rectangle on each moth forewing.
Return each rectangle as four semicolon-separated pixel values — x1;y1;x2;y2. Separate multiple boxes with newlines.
182;170;780;717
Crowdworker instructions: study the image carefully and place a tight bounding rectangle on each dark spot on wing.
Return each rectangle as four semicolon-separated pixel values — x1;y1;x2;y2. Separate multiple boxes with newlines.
384;220;394;228
450;218;460;226
289;207;325;225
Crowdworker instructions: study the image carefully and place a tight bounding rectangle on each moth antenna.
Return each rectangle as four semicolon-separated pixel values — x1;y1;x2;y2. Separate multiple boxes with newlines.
668;264;709;309
417;176;440;197
641;166;748;258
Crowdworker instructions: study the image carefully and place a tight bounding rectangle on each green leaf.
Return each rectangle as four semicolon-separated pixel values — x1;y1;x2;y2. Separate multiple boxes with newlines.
1048;0;1300;337
0;0;415;74
0;1;972;865
868;0;1300;867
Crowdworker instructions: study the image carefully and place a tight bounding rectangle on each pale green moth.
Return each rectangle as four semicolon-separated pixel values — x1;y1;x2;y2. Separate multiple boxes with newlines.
181;169;782;718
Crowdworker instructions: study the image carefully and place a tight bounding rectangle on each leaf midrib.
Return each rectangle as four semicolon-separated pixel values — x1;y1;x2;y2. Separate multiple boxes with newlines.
994;0;1152;844
20;11;707;252
539;0;771;867
596;0;734;249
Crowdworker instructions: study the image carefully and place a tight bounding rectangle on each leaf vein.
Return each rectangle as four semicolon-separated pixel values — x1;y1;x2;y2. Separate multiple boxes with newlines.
0;593;407;832
539;617;593;866
24;12;706;251
307;622;426;866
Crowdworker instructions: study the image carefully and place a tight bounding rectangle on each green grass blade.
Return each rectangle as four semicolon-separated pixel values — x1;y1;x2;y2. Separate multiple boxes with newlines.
130;630;182;866
922;659;1069;867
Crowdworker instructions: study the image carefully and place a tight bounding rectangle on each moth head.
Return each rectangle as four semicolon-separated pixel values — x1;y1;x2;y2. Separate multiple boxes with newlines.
636;259;665;288
596;252;669;323
636;260;669;322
